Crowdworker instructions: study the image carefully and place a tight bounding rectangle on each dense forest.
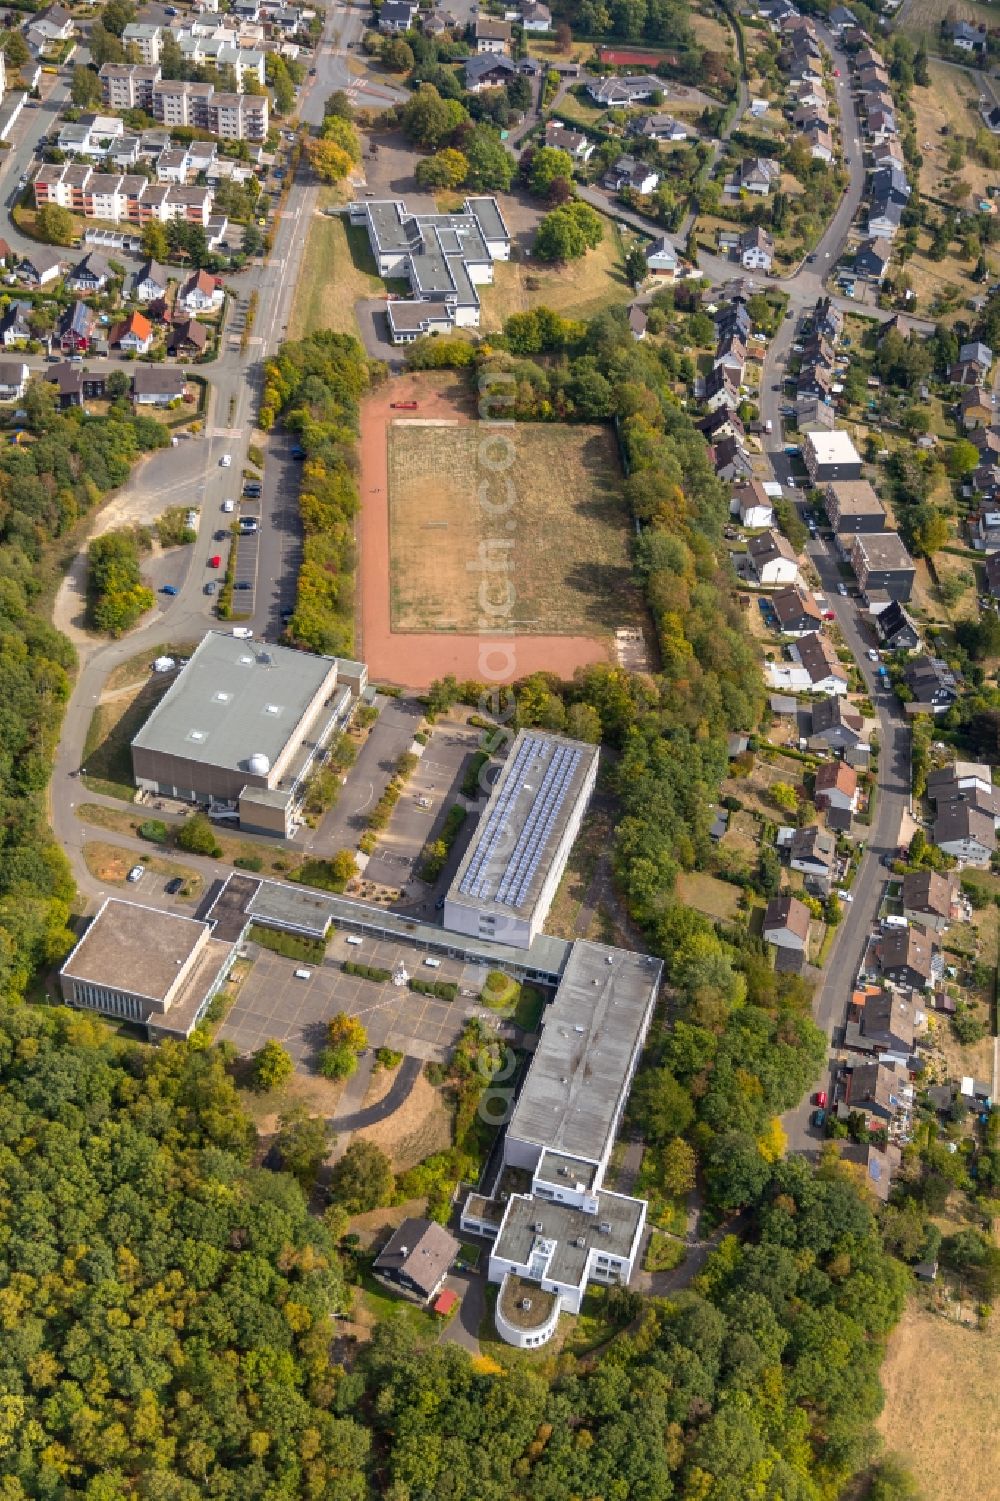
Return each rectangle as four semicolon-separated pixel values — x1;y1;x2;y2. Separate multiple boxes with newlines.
260;330;380;656
0;380;169;1007
0;1000;909;1500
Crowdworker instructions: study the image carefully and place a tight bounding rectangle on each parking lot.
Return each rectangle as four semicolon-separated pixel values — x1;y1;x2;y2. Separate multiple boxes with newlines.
363;716;486;897
218;932;500;1065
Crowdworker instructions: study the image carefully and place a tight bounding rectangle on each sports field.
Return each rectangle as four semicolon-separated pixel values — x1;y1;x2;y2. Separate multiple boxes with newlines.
357;375;649;688
386;421;639;635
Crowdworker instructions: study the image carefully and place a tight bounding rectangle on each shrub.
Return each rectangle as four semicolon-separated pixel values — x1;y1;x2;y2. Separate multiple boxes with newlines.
138;819;168;844
409;977;458;1002
374;1046;404;1071
247;924;326;963
235;854;264;872
176;813;222;857
343;961;391;983
418;803;467;882
461;750;491;798
289;853;354;892
317;1043;357;1080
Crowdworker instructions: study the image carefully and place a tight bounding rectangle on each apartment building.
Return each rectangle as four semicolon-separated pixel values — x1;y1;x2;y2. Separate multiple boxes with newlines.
151;80;268;140
33;164;213;226
122;22;163;63
99;63;162;112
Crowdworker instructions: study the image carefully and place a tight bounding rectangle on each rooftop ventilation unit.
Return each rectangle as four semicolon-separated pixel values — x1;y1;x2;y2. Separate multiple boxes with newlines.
247;751;270;776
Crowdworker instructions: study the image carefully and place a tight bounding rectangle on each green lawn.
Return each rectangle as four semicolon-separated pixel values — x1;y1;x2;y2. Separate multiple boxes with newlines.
357;1271;441;1341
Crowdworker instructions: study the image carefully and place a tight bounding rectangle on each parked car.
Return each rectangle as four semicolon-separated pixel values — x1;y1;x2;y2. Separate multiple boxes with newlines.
812;1107;827;1128
204;581;218;595
208;554;222;568
837;583;848;596
160;584;178;596
165;876;183;894
220;454;232;467
234;581;252;590
815;1090;828;1108
127;865;145;883
222;499;235;513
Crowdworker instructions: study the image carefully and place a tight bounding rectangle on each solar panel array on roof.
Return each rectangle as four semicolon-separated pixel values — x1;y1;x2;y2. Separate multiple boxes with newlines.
459;737;583;909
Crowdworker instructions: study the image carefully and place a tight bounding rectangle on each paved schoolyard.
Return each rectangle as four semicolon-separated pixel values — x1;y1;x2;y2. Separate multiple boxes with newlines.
218;932;499;1066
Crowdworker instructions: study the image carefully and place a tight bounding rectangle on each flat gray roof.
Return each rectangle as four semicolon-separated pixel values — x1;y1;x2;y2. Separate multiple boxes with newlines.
132;631;338;777
447;730;599;922
507;940;661;1163
536;1149;599;1191
854;532;913;569
205;872;573;976
495;1188;644;1287
61;898;208;1002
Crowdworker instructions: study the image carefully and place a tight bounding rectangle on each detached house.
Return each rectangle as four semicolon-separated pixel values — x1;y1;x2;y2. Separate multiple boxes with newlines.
373;1217;460;1304
874;598;920;652
791;631;849;696
855;237;891;282
815;759;858;813
602;155;660;196
110;311;153;353
771;583;822;636
134;259;169;303
60;301;98;355
933;800;996;864
789;824;837;894
543;121;594;162
68;251;111;293
901;869;956;934
644;235;678;278
843;1061;913;1128
906;654;959;711
747;529;799;585
733;157;781;195
712;434;753;483
739;225;774;271
763;894;811;952
879;923;937;991
0;362;29;402
809;696;864;752
474;15;512;51
731;478;772;529
178;269;224;313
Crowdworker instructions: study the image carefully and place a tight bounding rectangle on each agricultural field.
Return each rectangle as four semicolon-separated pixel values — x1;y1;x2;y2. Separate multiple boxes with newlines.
689;6;734;54
877;1298;1000;1501
385;420;643;635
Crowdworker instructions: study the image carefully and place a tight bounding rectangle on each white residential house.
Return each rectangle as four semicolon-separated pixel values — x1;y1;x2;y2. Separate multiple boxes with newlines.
133;259;169;302
731;479;773;529
645;236;678;277
0;361;30;402
747;529;799;585
739;225;774;271
178;268;224;312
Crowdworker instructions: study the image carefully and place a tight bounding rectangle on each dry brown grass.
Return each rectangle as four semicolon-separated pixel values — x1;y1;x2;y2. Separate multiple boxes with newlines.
82;840;203;896
675;870;743;920
898;0;997;42
104;643;200;695
689;7;733;52
354;1070;452;1171
478;226;633;330
240;1070;350;1134
911;62;995;204
287;202;383;340
877;1298;1000;1501
386;420;642;635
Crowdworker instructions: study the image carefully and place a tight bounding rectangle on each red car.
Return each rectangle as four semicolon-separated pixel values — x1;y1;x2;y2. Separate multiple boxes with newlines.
814;1090;828;1108
823;610;836;620
208;555;222;569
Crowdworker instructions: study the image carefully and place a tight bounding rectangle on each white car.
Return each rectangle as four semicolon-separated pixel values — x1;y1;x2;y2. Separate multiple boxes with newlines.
220;454;232;467
867;649;879;662
837;583;848;596
222;499;235;513
127;864;144;883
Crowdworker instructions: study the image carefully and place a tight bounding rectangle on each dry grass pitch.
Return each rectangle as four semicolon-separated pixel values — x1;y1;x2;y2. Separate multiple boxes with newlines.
877;1298;1000;1501
386;420;643;636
